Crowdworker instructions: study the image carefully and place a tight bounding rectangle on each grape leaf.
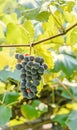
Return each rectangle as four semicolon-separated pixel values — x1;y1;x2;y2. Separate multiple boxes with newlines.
66;110;77;130
4;91;19;105
0;105;12;126
0;67;21;82
6;23;32;44
51;52;77;77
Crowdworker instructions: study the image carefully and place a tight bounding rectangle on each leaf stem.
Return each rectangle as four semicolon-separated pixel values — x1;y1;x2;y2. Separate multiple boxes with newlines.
0;23;77;48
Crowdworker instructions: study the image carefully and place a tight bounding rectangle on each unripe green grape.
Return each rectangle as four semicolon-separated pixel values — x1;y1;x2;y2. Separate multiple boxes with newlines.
16;63;22;70
18;54;24;60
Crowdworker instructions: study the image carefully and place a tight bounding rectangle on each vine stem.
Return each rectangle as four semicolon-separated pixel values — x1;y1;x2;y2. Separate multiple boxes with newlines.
58;80;77;103
0;23;77;48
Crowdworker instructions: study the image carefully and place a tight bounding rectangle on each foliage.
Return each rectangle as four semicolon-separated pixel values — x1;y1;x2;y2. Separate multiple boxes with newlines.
0;0;77;130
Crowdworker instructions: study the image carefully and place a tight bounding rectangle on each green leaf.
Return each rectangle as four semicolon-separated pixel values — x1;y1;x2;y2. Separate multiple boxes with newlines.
66;110;77;130
69;28;77;45
52;114;68;126
0;67;21;82
51;52;77;77
23;20;34;42
22;8;40;20
21;100;48;120
6;23;32;44
4;91;19;105
21;104;40;120
0;105;12;126
62;1;75;12
0;92;19;105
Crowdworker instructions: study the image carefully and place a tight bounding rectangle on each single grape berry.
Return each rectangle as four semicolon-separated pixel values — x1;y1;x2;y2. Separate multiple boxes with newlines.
24;56;29;62
43;63;48;69
21;90;29;98
26;76;32;81
35;57;41;63
27;61;34;67
31;68;37;75
28;92;35;98
29;56;35;61
26;81;33;88
18;54;24;60
20;74;26;80
26;71;31;76
16;63;22;70
30;86;37;93
33;80;40;86
40;57;44;64
33;62;40;69
21;68;26;74
15;53;19;59
22;61;27;68
38;66;44;73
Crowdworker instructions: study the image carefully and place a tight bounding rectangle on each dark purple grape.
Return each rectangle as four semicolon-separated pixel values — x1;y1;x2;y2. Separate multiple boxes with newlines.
26;81;33;88
33;62;40;69
35;57;41;63
33;80;40;86
28;92;35;98
27;61;34;67
15;53;19;59
30;86;37;93
18;54;24;60
26;76;32;81
22;61;27;68
29;56;35;61
38;66;44;74
16;63;22;70
24;56;29;62
42;63;48;69
40;57;44;64
20;74;26;80
21;68;26;74
26;71;31;76
31;68;37;75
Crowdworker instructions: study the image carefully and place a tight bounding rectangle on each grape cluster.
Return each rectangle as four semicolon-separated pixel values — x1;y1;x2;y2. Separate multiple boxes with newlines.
15;53;48;99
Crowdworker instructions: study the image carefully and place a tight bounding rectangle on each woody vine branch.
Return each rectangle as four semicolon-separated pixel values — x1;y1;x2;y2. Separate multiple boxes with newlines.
0;23;77;48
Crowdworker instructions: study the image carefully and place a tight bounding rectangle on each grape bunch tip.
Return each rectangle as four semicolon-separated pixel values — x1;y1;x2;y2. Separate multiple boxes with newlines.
15;53;48;99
